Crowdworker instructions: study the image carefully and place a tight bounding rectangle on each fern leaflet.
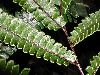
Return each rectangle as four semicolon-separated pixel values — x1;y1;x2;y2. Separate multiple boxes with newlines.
86;52;100;75
0;58;30;75
0;9;76;67
69;10;100;46
13;0;65;31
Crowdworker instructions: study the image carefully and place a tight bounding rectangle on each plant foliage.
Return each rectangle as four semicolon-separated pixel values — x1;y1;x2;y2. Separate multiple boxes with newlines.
0;58;30;75
0;42;17;59
69;10;100;46
0;8;76;67
86;52;100;75
0;0;100;75
13;0;66;31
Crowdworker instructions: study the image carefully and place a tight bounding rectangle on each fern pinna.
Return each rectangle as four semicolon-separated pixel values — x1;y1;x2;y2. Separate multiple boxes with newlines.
13;0;80;31
13;0;66;31
69;10;100;46
0;8;76;67
0;58;30;75
86;52;100;75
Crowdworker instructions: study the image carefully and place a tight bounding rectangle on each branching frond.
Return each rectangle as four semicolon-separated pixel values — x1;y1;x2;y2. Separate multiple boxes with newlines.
13;0;78;31
86;52;100;75
69;10;100;46
0;58;30;75
13;0;67;31
13;0;83;31
0;9;77;67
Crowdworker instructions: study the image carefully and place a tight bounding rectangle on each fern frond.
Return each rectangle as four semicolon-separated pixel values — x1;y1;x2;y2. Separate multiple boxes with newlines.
13;0;67;31
0;58;30;75
69;10;100;46
0;42;17;59
86;52;100;75
0;9;77;67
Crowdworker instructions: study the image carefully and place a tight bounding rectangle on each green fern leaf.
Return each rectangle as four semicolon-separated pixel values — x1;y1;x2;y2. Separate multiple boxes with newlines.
69;10;100;46
0;58;30;75
86;52;100;75
19;68;30;75
13;0;67;31
11;65;19;75
0;58;6;71
0;9;76;67
6;60;14;74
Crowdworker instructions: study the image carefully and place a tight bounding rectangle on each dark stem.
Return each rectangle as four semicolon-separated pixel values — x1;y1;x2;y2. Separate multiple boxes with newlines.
60;0;84;75
60;0;62;15
62;17;84;75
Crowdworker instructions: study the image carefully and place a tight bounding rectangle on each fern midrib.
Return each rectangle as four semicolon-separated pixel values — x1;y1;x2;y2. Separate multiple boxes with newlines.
0;25;72;63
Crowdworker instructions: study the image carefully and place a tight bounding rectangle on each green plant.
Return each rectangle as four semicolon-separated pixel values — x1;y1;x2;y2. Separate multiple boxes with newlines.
0;58;30;75
0;0;100;75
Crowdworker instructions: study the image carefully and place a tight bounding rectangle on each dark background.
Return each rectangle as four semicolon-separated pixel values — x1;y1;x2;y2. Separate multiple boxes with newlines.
0;0;100;75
